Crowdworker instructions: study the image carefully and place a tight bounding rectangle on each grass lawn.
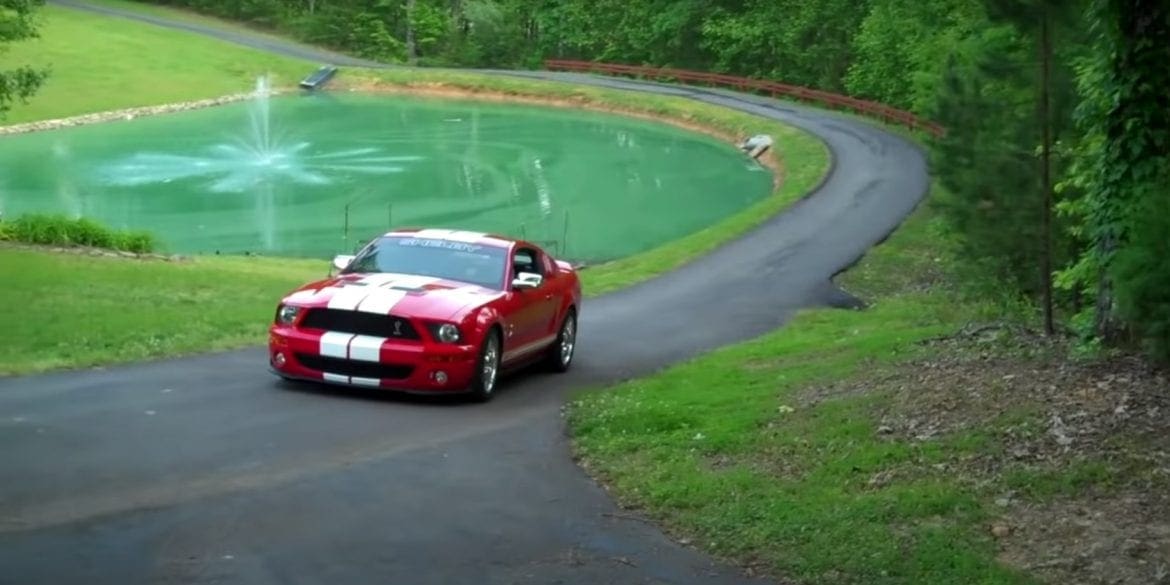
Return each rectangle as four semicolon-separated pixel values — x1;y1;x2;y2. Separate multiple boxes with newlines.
0;247;327;375
0;5;314;124
565;191;1054;584
81;0;344;52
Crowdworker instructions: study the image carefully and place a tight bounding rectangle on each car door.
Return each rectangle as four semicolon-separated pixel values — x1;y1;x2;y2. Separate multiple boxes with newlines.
500;246;559;363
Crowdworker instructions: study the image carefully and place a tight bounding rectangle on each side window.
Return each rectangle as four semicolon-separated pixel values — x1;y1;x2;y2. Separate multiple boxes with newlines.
513;247;542;276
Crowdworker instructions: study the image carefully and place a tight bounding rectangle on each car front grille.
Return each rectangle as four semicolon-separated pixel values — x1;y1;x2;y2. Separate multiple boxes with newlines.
295;353;414;380
299;308;421;340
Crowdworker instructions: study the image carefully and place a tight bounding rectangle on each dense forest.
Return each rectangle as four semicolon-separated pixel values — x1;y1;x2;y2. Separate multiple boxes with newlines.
4;0;1169;361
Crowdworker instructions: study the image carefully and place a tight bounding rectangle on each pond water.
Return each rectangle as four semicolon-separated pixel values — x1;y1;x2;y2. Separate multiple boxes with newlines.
0;80;773;263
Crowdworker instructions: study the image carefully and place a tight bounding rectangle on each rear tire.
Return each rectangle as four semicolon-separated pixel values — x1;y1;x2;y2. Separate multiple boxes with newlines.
545;309;577;373
468;328;502;402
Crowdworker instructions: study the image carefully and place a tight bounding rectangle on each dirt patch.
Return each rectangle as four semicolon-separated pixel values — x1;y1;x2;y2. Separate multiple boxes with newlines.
999;491;1170;585
334;78;783;189
795;325;1170;584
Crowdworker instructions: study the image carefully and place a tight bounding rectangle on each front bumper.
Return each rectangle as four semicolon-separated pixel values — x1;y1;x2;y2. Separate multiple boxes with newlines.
268;326;479;393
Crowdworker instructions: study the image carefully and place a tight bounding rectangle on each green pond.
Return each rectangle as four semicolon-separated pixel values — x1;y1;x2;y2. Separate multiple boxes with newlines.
0;87;773;263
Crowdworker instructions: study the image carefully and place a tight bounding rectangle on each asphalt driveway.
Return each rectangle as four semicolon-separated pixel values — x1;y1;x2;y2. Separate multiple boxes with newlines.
2;4;930;583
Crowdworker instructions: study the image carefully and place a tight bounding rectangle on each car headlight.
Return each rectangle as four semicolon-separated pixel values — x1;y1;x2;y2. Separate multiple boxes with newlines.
276;304;300;325
428;322;461;343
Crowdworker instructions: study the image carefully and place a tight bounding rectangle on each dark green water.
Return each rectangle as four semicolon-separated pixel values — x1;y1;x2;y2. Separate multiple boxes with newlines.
0;91;773;263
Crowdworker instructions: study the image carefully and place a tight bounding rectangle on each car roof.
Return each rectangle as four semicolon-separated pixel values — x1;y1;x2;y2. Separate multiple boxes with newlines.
381;227;519;249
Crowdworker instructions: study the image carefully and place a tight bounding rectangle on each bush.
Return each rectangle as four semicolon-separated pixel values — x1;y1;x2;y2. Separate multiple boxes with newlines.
1112;189;1170;362
0;213;158;254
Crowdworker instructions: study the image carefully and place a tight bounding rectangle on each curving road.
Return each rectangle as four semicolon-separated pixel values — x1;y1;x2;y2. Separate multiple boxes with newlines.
2;4;930;584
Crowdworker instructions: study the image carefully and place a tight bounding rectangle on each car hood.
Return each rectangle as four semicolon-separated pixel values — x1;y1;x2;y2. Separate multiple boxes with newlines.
281;272;504;321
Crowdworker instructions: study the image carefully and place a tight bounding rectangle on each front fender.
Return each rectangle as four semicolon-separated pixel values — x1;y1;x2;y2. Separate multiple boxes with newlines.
463;305;503;346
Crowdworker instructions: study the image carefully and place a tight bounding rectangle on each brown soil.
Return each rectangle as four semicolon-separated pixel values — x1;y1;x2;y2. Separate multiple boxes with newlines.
797;325;1170;585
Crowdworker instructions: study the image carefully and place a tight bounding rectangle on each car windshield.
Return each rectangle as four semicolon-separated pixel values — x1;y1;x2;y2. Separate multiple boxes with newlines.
342;235;509;289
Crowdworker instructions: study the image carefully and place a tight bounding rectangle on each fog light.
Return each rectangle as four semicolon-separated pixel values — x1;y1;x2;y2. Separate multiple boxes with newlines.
432;370;448;385
273;352;287;367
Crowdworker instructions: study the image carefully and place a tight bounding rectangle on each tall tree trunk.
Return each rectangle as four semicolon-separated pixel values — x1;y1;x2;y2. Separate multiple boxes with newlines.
406;0;418;66
1039;5;1055;335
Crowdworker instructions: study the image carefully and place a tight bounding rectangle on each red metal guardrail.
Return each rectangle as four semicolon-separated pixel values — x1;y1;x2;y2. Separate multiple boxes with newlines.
543;59;945;138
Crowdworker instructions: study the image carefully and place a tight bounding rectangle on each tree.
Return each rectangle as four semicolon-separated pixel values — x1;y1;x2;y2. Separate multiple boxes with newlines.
0;0;49;120
406;0;417;65
977;0;1088;335
1061;0;1170;356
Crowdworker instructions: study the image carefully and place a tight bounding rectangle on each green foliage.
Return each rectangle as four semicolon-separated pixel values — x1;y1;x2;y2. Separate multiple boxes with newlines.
0;213;159;254
701;0;867;91
1058;0;1170;357
1111;174;1170;360
0;0;50;119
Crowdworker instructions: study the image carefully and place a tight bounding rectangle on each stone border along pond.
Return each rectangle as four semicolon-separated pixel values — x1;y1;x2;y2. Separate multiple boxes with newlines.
0;91;265;136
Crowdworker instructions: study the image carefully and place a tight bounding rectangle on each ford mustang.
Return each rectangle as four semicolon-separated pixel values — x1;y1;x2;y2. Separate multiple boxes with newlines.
268;228;582;401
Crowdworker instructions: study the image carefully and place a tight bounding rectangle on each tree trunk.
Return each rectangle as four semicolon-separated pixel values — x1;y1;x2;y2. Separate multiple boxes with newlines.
406;0;418;66
1039;5;1055;335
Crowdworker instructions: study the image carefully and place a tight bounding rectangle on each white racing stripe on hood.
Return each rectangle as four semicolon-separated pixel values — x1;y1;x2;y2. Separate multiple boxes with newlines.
319;332;354;358
354;273;403;286
326;285;370;310
382;274;440;289
356;288;407;314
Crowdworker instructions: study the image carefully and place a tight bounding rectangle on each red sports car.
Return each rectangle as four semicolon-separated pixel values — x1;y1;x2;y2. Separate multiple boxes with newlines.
268;228;582;401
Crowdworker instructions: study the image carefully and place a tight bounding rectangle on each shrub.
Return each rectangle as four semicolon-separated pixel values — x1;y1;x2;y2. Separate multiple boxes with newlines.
0;213;158;254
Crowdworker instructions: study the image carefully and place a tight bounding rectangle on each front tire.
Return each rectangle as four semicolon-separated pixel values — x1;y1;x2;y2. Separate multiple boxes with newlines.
468;328;502;402
545;309;577;373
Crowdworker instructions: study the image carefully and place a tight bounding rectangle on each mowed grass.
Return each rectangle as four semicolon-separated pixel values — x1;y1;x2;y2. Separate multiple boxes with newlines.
0;247;326;375
0;5;314;124
565;193;1039;584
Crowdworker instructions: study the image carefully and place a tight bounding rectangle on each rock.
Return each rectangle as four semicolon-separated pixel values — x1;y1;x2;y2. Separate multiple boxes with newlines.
0;91;261;136
991;523;1012;538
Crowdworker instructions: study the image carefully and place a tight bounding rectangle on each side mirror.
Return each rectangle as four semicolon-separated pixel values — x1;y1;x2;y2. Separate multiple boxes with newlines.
511;271;543;290
332;254;355;272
